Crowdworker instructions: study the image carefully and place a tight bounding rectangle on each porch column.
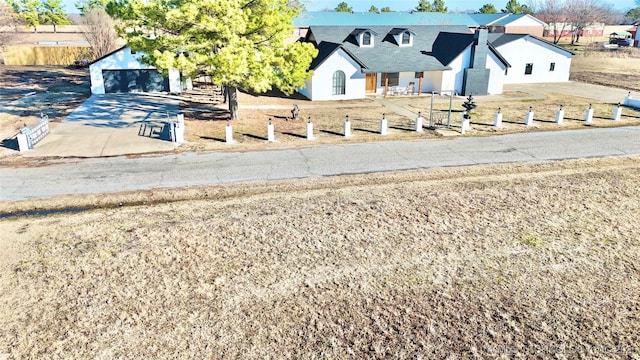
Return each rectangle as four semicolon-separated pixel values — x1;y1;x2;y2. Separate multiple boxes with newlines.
418;72;423;96
384;73;389;98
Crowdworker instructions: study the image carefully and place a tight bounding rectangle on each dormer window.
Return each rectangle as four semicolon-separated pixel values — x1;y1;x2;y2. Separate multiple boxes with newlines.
350;28;377;47
401;32;410;45
390;28;415;47
362;32;371;46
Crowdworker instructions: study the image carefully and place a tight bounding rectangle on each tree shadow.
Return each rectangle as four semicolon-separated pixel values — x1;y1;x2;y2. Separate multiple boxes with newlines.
243;88;309;100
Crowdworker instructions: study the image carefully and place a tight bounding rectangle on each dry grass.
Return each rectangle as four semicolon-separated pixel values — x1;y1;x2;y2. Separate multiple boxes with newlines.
1;156;639;358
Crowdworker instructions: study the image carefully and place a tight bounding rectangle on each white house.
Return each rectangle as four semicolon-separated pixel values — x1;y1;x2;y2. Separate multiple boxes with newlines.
299;26;511;101
89;46;182;95
488;33;575;84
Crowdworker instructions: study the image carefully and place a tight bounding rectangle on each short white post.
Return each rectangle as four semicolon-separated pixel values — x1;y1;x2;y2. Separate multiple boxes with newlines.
16;133;29;152
225;121;234;143
344;115;351;138
584;104;594;123
306;117;314;140
380;113;388;136
624;92;631;106
494;107;503;128
460;113;470;134
415;111;424;132
267;118;275;142
525;106;534;126
174;113;185;144
612;103;622;121
555;105;565;125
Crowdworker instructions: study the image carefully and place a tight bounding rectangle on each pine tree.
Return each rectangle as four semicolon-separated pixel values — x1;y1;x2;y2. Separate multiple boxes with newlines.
415;0;433;12
432;0;447;13
368;5;378;12
478;3;498;13
42;0;70;32
335;2;352;12
109;0;318;121
8;0;42;32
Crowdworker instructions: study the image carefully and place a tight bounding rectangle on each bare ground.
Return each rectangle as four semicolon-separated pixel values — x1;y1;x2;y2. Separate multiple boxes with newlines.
1;156;639;358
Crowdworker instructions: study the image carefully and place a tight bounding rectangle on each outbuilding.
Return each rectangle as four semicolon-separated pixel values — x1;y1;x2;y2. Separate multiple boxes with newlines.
89;46;182;95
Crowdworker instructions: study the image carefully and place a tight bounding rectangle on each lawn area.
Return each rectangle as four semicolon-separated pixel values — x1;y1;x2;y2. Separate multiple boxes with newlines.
1;156;639;358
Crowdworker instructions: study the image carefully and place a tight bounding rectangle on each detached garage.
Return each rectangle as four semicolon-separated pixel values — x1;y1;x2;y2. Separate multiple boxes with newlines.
89;46;182;95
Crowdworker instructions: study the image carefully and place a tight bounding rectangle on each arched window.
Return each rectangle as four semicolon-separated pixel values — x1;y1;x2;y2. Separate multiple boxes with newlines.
332;70;346;95
362;32;371;46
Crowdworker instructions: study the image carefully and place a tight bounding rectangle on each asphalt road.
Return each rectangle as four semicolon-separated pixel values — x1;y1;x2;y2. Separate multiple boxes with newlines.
2;126;640;201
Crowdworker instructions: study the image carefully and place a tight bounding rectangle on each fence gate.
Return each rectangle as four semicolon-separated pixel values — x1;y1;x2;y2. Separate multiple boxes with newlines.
18;113;50;151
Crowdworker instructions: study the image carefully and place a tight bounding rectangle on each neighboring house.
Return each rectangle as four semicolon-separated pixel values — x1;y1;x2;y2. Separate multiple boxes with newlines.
488;33;575;84
484;14;547;37
631;24;640;48
536;15;605;38
293;12;546;40
89;46;182;95
298;26;511;101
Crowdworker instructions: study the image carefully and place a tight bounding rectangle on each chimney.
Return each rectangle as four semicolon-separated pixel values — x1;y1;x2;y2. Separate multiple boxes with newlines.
471;28;488;69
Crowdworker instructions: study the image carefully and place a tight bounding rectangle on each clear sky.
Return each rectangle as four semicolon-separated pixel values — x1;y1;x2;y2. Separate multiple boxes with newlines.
60;0;638;14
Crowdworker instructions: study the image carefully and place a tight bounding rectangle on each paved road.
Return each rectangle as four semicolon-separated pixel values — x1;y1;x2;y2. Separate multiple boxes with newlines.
2;126;639;201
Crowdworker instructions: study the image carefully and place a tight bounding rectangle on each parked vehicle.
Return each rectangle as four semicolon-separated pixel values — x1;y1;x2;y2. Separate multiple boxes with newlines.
609;31;633;47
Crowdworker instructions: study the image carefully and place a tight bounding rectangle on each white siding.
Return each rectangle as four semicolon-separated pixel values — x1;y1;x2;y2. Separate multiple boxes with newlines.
441;47;471;95
300;48;365;101
496;37;572;84
486;51;506;95
89;47;182;94
506;15;546;28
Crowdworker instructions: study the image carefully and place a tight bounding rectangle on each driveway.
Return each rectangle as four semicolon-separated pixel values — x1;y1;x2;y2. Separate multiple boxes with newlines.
23;93;180;157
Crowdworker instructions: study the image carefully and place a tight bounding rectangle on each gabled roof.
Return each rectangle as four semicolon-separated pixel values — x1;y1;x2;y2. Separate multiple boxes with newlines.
307;25;474;73
487;33;576;55
468;13;511;26
89;45;128;65
491;13;547;27
308;42;366;70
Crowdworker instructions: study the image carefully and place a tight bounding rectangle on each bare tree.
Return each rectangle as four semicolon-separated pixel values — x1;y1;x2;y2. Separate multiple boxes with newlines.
79;8;120;59
532;0;569;44
565;0;611;44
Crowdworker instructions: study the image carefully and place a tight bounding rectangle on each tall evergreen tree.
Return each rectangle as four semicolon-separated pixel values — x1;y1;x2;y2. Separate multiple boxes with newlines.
8;0;41;32
432;0;447;13
109;0;317;121
415;0;433;12
478;3;498;13
41;0;70;32
502;0;532;14
335;2;352;12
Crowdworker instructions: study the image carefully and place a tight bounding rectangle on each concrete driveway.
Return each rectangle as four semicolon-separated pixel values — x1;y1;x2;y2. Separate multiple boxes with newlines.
23;93;180;157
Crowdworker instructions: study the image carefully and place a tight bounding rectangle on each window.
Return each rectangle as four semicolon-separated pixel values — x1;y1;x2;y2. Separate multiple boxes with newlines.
549;62;556;71
380;73;399;87
415;71;423;79
525;63;533;75
401;31;411;45
362;32;371;46
332;70;346;95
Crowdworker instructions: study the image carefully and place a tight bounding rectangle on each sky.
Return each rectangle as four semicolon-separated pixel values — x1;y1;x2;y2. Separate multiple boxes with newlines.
60;0;639;14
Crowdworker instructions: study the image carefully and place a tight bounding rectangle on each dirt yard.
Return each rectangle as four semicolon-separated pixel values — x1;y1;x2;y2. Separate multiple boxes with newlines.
1;156;639;358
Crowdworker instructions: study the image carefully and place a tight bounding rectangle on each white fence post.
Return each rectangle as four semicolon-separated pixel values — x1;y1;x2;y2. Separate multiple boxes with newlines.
174;113;184;144
494;108;502;128
460;113;470;134
555;105;565;125
525;107;534;126
344;115;351;138
306;117;314;140
17;133;29;152
584;104;594;123
380;113;388;136
225;121;234;144
415;112;424;132
612;103;622;121
267;118;275;142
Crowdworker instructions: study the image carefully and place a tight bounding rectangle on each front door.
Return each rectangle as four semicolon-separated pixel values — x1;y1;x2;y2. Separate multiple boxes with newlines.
365;73;377;93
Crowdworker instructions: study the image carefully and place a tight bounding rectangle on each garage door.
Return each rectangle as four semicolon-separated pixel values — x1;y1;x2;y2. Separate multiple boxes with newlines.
102;69;169;93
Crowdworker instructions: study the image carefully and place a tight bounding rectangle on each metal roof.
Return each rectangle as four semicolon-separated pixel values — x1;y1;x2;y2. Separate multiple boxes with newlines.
294;12;510;27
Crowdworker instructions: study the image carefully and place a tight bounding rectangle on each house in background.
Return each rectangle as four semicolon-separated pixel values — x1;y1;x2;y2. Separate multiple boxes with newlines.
488;33;575;84
483;14;547;37
89;46;182;95
292;12;547;41
298;26;511;101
